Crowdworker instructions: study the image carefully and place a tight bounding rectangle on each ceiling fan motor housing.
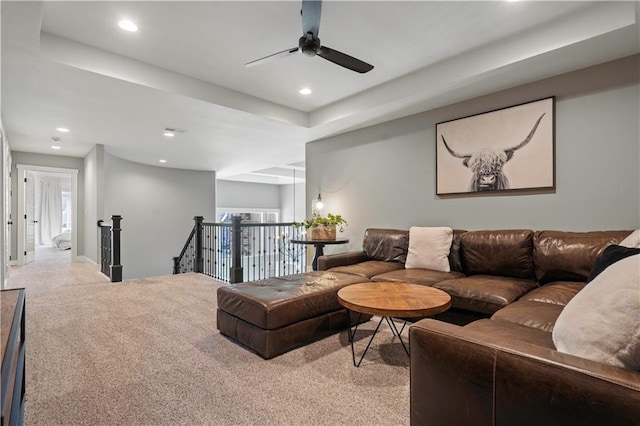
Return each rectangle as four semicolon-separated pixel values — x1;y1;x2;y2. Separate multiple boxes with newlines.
299;35;320;57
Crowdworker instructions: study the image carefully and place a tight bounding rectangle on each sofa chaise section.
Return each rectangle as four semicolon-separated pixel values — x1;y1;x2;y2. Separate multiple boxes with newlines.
217;271;370;359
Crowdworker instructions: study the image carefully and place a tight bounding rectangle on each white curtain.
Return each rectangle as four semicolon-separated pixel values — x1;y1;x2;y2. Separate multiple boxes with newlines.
39;178;63;245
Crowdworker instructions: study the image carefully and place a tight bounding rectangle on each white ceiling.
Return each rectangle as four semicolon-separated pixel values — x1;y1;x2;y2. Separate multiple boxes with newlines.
2;1;639;184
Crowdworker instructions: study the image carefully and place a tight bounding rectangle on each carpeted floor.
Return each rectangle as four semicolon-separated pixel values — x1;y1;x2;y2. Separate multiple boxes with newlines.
7;262;410;425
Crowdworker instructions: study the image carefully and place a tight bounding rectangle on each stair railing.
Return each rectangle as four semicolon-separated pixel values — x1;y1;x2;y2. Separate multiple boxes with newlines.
97;215;123;282
174;215;306;283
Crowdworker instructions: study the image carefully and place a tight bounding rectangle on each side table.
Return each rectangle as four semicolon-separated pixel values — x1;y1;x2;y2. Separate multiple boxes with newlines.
290;238;349;271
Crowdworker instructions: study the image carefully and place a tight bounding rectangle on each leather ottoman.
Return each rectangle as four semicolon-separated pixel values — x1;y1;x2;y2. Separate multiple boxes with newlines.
217;271;371;359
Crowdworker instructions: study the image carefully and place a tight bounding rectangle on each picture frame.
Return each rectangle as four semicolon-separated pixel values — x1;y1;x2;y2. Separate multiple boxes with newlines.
436;97;555;195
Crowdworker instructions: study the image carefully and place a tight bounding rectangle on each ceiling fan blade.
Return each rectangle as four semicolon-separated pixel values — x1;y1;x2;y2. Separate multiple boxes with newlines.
301;0;322;37
245;47;299;68
317;46;374;74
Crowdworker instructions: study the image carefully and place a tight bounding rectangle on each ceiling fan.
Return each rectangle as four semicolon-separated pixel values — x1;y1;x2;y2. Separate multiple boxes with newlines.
245;0;374;74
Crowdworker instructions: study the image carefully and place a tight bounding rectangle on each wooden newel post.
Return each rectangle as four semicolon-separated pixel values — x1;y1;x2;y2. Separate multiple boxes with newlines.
230;215;244;283
110;215;123;282
194;216;204;273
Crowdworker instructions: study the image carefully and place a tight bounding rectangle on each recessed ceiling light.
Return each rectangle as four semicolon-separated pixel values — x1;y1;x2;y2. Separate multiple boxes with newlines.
159;159;167;163
298;88;312;95
118;20;138;32
56;127;70;133
51;145;62;150
164;132;175;137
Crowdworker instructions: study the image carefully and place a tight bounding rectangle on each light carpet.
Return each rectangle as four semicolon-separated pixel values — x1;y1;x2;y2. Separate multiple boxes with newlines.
7;263;410;425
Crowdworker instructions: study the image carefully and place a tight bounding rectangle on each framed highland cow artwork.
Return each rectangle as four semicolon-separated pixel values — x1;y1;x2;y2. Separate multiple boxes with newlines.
436;97;555;195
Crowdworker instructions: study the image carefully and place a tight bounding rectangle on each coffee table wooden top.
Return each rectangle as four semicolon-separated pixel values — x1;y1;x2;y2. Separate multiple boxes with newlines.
337;282;451;318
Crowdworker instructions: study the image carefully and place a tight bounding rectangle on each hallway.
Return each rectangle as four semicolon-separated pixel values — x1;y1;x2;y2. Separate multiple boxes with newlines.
7;258;109;294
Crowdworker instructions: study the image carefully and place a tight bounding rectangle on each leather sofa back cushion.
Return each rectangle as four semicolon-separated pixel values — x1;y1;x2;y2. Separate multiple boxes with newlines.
533;230;630;283
461;230;535;279
363;228;409;263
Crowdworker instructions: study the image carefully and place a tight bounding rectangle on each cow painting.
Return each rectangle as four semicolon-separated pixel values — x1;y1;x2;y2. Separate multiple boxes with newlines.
440;113;546;192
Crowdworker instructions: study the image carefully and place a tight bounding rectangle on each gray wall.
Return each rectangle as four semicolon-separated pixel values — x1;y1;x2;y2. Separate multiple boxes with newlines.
306;57;640;253
279;182;306;222
216;180;280;216
217;179;306;223
83;144;104;263
10;151;85;260
103;153;215;279
1;118;8;287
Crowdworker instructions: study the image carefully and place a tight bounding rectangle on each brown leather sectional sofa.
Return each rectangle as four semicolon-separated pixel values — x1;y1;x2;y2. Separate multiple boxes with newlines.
318;228;640;425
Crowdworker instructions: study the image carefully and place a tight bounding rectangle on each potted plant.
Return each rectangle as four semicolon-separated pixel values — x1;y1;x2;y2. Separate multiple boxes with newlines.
296;213;347;240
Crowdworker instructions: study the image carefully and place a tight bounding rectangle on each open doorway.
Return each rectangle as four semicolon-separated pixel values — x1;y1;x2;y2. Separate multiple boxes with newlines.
16;165;78;265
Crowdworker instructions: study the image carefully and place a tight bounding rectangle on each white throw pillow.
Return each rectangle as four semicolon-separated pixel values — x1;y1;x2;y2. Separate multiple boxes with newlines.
404;226;453;272
552;254;640;370
620;230;640;248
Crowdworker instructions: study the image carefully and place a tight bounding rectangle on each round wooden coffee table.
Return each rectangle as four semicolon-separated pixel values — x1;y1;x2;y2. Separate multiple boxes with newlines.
337;282;451;367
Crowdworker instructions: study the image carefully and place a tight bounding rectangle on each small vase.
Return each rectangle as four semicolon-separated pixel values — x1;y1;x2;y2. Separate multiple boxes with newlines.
310;224;336;240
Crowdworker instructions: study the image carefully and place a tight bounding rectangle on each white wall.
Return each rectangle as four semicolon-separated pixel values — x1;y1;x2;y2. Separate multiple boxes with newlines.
103;153;215;279
10;151;85;260
83;144;104;263
306;57;640;253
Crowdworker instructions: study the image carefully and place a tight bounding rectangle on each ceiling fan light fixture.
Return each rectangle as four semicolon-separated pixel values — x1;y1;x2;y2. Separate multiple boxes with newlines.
118;20;138;32
245;0;373;74
298;88;312;95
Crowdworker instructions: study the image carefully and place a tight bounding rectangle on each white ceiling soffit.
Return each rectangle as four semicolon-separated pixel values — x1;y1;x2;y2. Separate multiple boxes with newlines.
39;33;309;128
307;1;639;133
219;165;306;185
38;1;636;136
2;1;638;181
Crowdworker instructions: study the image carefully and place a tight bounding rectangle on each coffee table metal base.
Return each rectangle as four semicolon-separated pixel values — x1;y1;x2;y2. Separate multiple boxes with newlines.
346;311;408;367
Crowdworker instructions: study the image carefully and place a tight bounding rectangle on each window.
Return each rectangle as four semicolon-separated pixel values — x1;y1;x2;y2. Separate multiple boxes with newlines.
217;209;280;224
61;191;71;230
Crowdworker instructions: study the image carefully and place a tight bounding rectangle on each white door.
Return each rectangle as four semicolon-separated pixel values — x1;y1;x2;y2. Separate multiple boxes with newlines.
24;171;35;264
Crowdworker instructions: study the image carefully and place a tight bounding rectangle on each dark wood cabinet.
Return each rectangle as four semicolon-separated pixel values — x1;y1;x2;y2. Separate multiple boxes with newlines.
1;288;26;426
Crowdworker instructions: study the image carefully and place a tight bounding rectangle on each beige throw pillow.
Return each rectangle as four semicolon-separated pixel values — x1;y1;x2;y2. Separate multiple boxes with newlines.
405;226;453;272
620;230;640;248
552;254;640;370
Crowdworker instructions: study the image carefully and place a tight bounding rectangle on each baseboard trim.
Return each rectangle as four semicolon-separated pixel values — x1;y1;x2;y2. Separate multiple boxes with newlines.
75;256;97;264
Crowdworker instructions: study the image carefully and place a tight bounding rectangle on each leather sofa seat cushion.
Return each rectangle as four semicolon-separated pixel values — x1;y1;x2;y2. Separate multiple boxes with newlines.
491;300;564;332
362;228;409;263
372;268;464;286
461;230;535;279
217;271;369;330
433;275;538;315
464;318;555;349
533;230;630;283
328;260;404;279
520;281;585;306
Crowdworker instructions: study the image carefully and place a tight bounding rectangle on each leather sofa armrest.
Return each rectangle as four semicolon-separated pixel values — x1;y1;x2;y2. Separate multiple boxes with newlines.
409;319;640;426
317;251;367;271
